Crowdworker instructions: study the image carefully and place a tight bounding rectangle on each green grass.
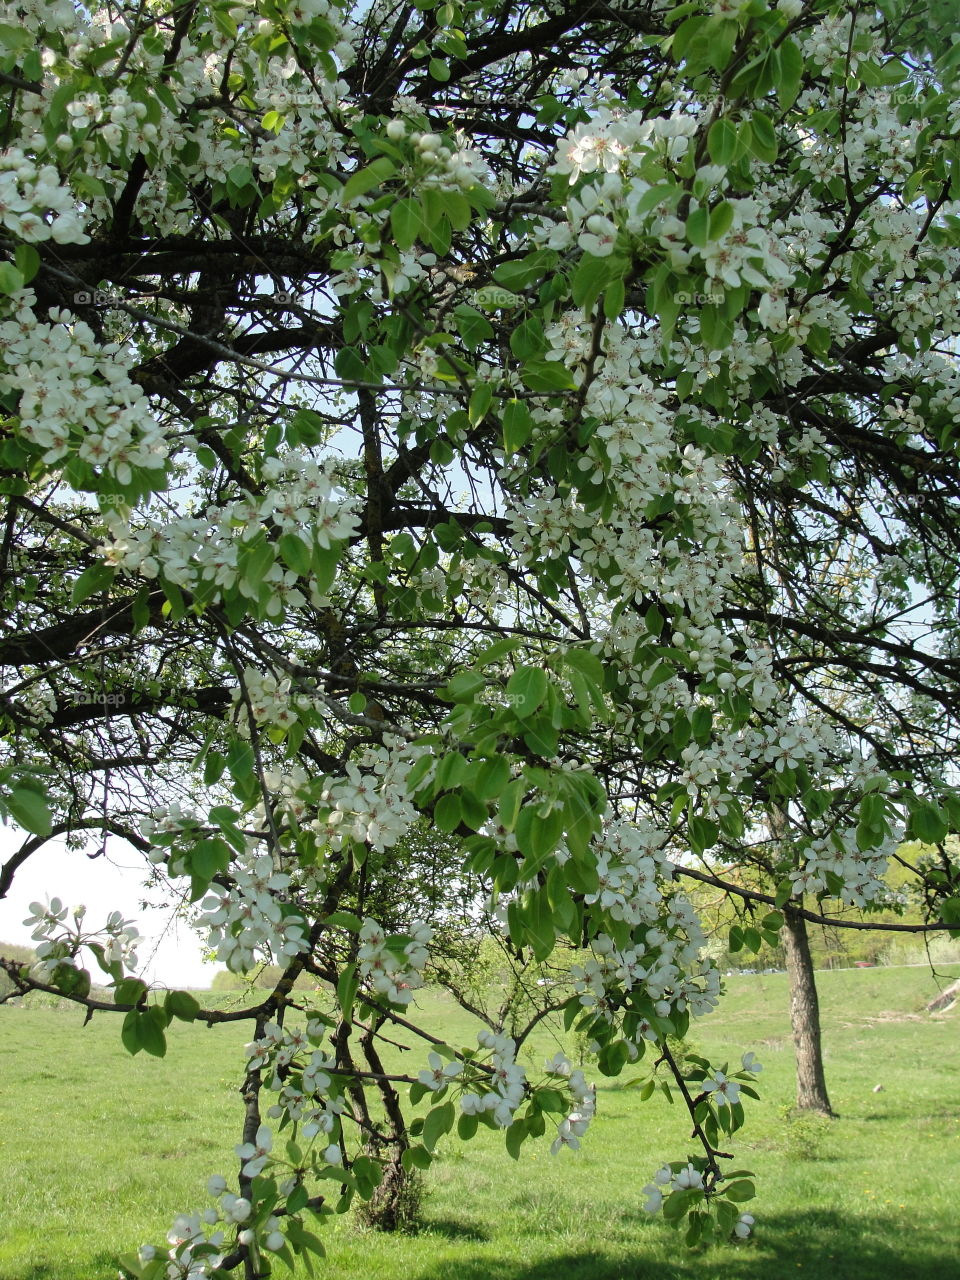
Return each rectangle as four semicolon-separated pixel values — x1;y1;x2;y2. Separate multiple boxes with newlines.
2;964;959;1280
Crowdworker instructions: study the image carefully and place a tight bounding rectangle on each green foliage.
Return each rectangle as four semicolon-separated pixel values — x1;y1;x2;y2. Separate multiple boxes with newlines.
778;1105;833;1161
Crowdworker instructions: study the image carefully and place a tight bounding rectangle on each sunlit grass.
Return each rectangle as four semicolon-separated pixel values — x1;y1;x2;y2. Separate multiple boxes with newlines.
2;963;957;1280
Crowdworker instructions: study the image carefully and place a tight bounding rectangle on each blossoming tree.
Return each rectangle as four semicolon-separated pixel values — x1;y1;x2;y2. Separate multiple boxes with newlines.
2;0;960;1273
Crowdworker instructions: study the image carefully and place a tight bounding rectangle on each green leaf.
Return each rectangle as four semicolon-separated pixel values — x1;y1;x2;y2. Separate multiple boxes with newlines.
165;990;200;1022
115;977;148;1006
519;361;576;392
597;1039;630;1077
469;383;493;426
492;250;556;292
505;1118;527;1160
13;244;39;284
401;1144;432;1172
909;801;948;844
774;879;793;909
777;39;804;109
503;399;534;455
342;156;396;203
506;666;549;720
708;118;738;165
453;304;493;349
337;962;359;1023
444;671;486;702
686;206;711;248
724;1179;756;1203
324;910;363;933
428;57;450;81
748;111;778;163
434;791;463;833
474;755;510;800
457;1112;479;1140
709;200;734;240
6;785;52;836
422;1101;455;1152
0;261;23;296
278;532;312;576
689;814;718;853
510;317;547;360
498;778;524;830
391;197;428;251
121;1010;143;1055
71;563;116;607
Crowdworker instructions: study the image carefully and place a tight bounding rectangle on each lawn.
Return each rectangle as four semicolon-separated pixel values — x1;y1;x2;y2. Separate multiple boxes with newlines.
2;964;958;1280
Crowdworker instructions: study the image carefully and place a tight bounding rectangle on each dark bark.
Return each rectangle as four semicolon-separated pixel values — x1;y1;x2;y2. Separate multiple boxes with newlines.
782;905;835;1116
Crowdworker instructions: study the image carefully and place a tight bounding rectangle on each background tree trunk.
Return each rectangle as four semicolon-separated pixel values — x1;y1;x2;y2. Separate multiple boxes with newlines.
782;904;835;1115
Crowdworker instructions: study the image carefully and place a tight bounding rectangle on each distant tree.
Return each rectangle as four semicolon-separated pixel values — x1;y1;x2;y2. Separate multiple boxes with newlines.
0;941;33;997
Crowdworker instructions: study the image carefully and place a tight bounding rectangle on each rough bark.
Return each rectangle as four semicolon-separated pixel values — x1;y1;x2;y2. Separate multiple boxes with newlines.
782;904;835;1116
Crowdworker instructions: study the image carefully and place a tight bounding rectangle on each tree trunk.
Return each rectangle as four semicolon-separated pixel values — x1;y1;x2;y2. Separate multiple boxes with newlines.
781;904;835;1115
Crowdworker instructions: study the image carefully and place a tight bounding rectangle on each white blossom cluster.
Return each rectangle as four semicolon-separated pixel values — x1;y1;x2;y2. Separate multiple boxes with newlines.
99;454;360;605
22;897;140;980
572;894;721;1027
0;291;168;486
0;148;89;244
582;818;671;927
791;827;900;907
245;1019;346;1158
6;0;355;238
357;916;432;1006
460;1029;529;1128
542;1051;598;1155
641;1161;752;1238
144;1163;296;1280
231;668;299;732
311;737;426;854
196;855;308;973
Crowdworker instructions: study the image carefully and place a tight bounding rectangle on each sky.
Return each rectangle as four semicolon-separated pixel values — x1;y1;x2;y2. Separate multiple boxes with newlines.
0;825;223;989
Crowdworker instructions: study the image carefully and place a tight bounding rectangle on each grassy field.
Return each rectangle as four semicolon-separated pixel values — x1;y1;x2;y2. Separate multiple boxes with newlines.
2;964;959;1280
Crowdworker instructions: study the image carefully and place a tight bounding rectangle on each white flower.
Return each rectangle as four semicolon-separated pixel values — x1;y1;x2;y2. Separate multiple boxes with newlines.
235;1123;272;1177
734;1212;755;1238
673;1163;704;1190
418;1051;462;1091
550;1119;581;1154
704;1071;741;1106
221;1195;251;1224
740;1051;762;1074
642;1183;663;1213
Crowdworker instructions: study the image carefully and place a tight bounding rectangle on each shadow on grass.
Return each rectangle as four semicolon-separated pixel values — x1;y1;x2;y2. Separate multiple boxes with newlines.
4;1252;121;1280
415;1208;960;1280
